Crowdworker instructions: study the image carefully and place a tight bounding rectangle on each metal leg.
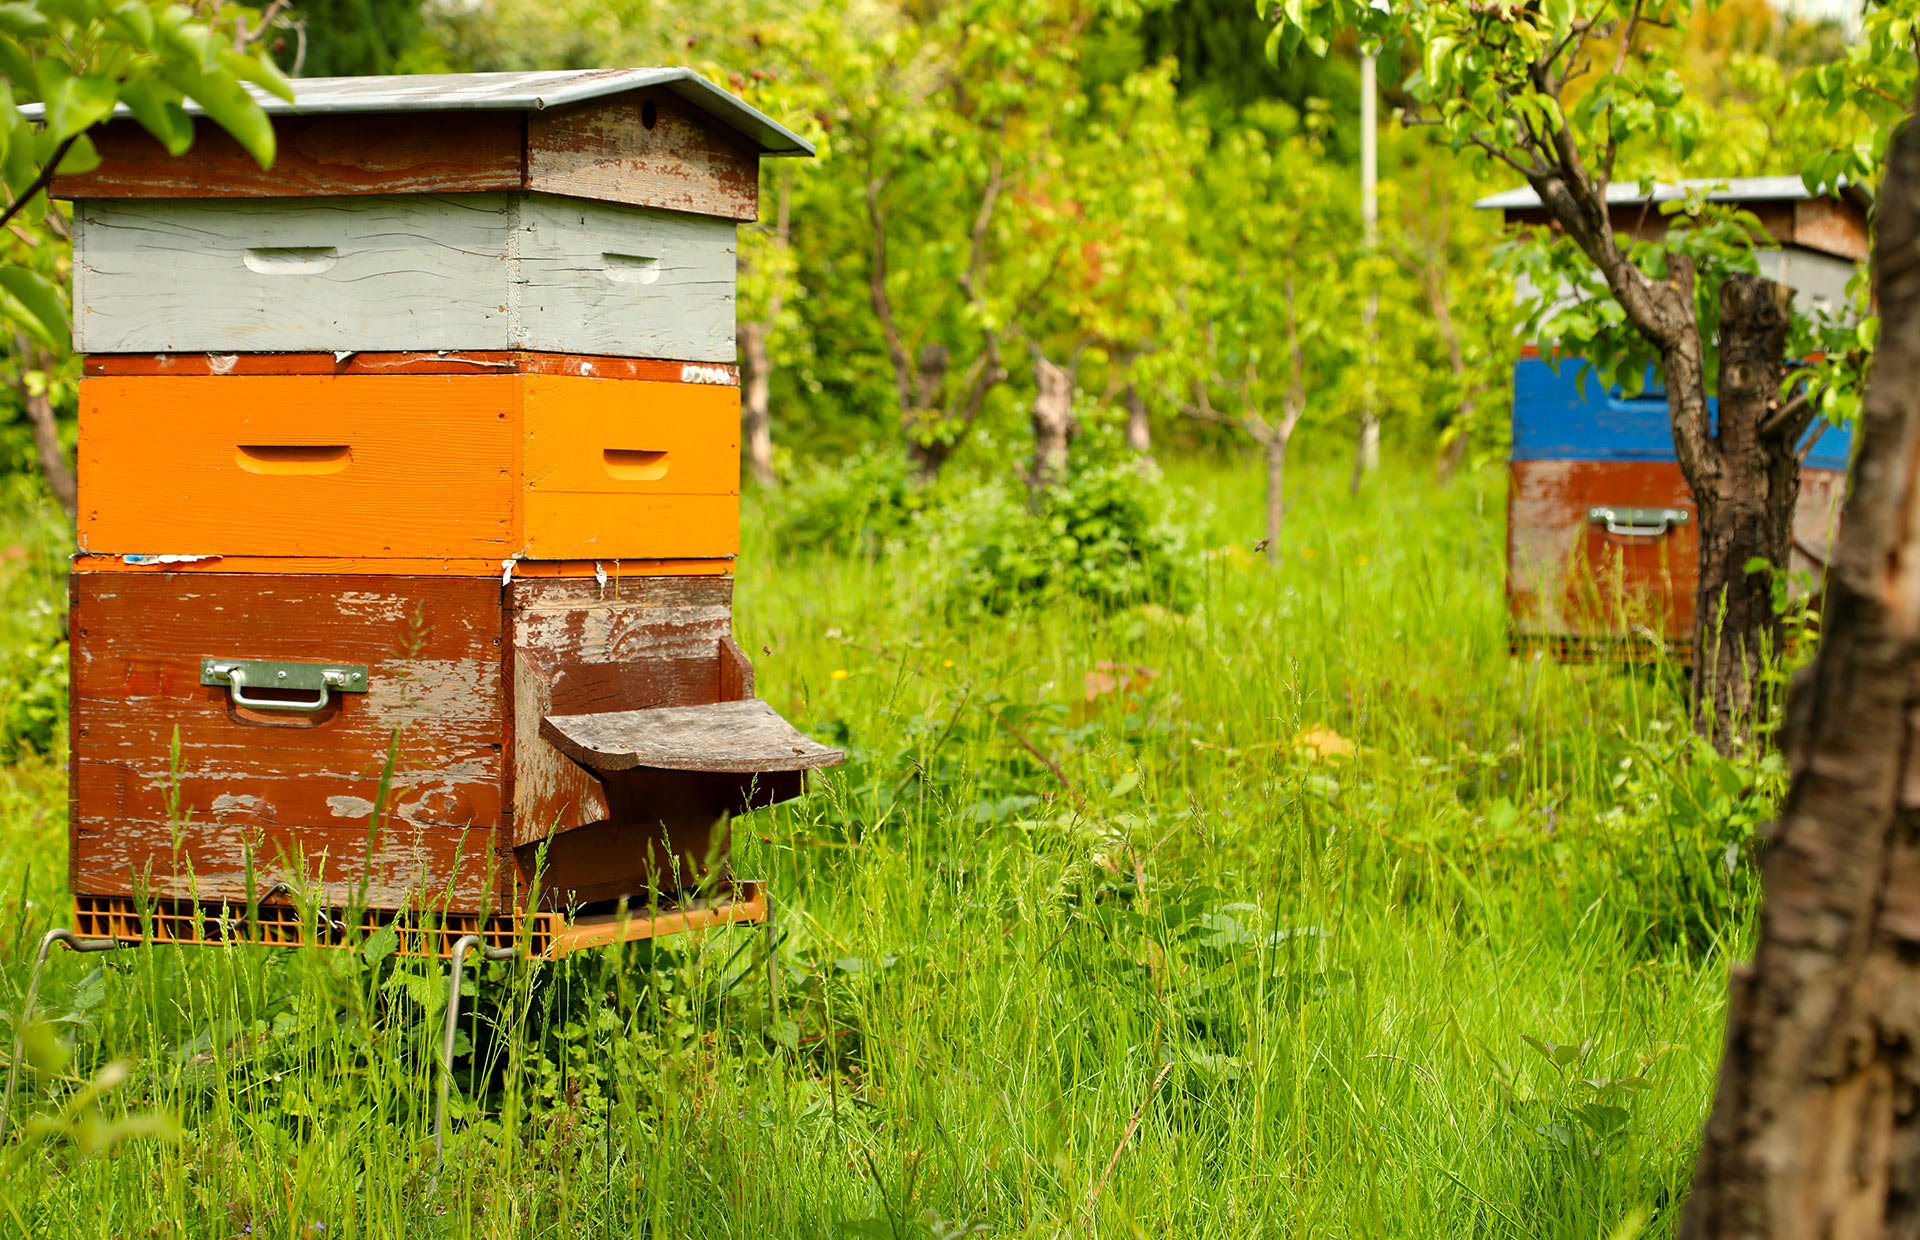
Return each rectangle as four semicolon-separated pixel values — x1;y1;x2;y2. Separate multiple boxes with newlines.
430;934;515;1192
1;929;119;1144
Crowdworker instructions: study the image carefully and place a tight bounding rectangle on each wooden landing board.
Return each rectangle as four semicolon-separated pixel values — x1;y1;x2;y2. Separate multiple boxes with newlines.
72;193;737;359
77;373;741;561
54;89;762;221
542;699;845;774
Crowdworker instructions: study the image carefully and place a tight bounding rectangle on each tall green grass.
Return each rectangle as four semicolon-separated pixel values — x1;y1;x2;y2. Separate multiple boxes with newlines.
0;457;1761;1238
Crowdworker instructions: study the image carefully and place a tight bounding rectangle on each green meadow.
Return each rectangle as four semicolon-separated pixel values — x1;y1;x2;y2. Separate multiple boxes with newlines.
0;455;1774;1238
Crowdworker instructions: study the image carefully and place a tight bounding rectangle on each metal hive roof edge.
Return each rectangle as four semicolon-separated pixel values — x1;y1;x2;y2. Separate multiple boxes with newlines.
19;67;815;156
1475;175;1867;211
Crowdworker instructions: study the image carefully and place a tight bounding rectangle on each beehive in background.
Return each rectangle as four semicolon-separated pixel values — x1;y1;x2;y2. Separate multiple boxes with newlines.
1477;178;1864;660
51;71;839;955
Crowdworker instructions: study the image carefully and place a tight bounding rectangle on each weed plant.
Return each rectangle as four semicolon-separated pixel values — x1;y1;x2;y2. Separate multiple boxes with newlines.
0;457;1773;1238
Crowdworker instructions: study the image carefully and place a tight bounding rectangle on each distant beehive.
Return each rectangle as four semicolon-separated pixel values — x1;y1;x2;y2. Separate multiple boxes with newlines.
1476;177;1864;660
47;70;838;956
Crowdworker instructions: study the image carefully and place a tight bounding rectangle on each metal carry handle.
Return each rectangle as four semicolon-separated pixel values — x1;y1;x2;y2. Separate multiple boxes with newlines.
1588;506;1690;538
201;657;369;713
227;666;330;711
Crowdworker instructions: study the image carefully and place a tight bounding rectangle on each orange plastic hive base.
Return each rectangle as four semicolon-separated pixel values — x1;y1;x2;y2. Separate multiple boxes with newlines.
72;882;766;960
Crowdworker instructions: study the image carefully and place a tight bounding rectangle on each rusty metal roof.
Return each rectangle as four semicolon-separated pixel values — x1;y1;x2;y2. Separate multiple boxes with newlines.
24;68;814;156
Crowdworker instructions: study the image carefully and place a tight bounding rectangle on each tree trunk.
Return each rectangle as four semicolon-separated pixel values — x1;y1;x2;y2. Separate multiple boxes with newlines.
1689;274;1798;748
907;343;952;479
1030;354;1074;493
1348;411;1379;495
1265;431;1289;566
1125;384;1152;457
1680;94;1920;1237
738;319;777;489
12;338;75;516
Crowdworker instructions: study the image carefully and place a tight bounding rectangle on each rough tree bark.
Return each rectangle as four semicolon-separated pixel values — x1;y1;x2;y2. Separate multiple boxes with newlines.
1680;97;1920;1238
1692;275;1800;743
10;336;75;516
1030;353;1075;492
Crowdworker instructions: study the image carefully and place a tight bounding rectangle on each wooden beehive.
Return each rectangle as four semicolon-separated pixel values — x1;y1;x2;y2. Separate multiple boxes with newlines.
47;71;836;951
1478;178;1864;659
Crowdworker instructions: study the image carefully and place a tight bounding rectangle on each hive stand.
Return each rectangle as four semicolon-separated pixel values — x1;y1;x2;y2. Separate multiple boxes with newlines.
37;69;834;955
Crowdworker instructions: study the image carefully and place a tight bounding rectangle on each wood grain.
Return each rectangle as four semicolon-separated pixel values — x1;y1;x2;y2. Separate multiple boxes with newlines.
55;100;763;223
542;699;844;774
508;576;733;848
509;194;737;360
73;193;737;360
78;375;518;559
527;91;759;222
70;573;510;911
78;373;743;562
53;113;526;201
1508;459;1849;644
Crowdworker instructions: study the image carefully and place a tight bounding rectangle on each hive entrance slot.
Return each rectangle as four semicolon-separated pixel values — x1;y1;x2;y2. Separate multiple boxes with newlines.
242;246;339;275
603;253;662;284
236;444;352;475
602;449;670;481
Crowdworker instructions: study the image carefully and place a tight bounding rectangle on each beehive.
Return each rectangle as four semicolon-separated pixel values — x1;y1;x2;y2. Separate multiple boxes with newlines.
1477;178;1864;659
48;70;837;951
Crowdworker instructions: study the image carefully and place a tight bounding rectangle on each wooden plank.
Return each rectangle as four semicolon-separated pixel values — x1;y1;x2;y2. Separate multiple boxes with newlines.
52;113;526;201
546;882;765;956
72;555;732;577
523;374;739;494
77;375;519;559
508;576;732;848
719;635;754;701
1509;458;1854;645
511;195;738;361
79;373;742;562
542;699;843;774
72;194;737;359
1508;458;1696;641
70;573;510;911
86;352;740;385
1793;198;1872;263
526;90;759;222
521;494;741;561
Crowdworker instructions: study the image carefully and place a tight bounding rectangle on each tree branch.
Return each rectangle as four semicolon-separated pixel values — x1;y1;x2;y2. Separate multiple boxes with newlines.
0;136;77;234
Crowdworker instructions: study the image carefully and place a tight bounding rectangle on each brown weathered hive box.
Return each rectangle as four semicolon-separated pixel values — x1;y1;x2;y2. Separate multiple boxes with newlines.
48;71;835;953
1478;177;1865;659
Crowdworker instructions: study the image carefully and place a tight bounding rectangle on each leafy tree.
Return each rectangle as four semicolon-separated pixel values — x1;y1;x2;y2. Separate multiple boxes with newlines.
1;0;289;510
1263;0;1884;748
1169;104;1357;563
276;0;425;77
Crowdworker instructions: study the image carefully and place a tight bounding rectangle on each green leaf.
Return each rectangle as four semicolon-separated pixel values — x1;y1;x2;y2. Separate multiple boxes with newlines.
0;267;71;352
120;79;193;155
0;2;51;36
185;72;275;169
105;0;155;46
